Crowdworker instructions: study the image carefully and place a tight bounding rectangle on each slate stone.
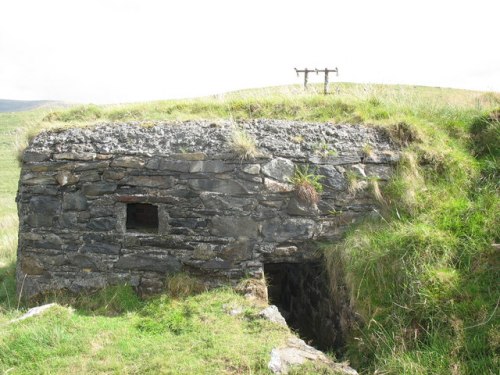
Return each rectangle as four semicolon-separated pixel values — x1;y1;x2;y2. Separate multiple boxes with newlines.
189;160;234;173
122;175;175;188
87;217;116;231
56;171;79;186
53;152;96;161
26;196;60;227
62;192;88;211
319;165;346;190
111;156;145;168
115;254;181;273
242;164;261;175
67;254;98;270
210;216;259;238
81;242;120;255
262;157;294;182
82;182;117;196
23;151;51;163
188;179;247;195
262;218;317;242
20;256;45;275
287;197;320;216
21;174;56;185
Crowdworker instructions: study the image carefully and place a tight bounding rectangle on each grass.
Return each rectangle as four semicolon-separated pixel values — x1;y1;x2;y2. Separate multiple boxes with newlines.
230;127;260;160
1;82;499;374
289;165;325;205
0;287;291;374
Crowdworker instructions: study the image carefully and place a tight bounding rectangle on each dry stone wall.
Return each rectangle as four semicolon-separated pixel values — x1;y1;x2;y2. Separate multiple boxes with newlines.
17;120;399;298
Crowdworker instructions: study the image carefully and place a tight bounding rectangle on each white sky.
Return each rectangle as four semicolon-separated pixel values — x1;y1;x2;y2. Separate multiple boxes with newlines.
1;0;499;103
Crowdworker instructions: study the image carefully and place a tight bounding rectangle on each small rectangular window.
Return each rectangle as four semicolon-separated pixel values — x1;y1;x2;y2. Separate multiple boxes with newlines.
126;203;159;233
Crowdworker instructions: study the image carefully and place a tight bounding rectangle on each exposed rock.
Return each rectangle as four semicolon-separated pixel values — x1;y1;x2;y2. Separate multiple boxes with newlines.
259;305;288;326
111;156;145;168
242;164;261;175
268;337;358;375
9;303;68;323
264;178;294;193
262;158;295;182
56;170;79;186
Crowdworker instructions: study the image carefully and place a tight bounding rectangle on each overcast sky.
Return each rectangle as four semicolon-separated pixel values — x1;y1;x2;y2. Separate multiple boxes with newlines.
1;0;499;104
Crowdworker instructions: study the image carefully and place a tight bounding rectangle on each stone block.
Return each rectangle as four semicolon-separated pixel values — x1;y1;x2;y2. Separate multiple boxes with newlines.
115;253;181;273
262;218;318;242
87;217;116;231
264;178;294;193
242;164;260;175
82;182;117;196
210;216;259;238
81;242;121;255
26;196;60;227
21;173;56;185
122;175;176;188
23;151;51;163
111;156;145;168
188;179;247;195
62;192;88;211
262;157;294;182
53;152;96;161
189;160;234;173
287;197;320;216
56;171;79;186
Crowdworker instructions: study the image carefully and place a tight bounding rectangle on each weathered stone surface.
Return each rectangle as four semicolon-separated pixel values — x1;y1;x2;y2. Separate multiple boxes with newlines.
21;173;56;185
259;305;287;326
123;175;175;188
87;217;116;231
17;120;398;300
188;178;247;194
172;152;206;161
23;151;51;163
26;196;60;227
189;160;234;173
262;158;294;182
82;182;117;196
54;152;96;161
268;337;358;375
10;303;62;323
319;165;346;190
264;178;294;193
210;216;259;238
200;192;257;211
115;254;181;273
111;156;145;168
63;192;88;211
287;197;319;216
56;171;79;186
103;170;126;180
21;256;45;275
242;164;260;175
81;242;120;255
262;218;318;242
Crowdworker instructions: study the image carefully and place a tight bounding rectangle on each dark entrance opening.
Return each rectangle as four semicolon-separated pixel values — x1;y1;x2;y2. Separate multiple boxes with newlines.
126;203;159;233
265;262;345;353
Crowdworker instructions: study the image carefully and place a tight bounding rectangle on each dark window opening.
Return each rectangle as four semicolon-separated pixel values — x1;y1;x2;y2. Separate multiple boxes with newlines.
126;203;159;233
265;262;344;353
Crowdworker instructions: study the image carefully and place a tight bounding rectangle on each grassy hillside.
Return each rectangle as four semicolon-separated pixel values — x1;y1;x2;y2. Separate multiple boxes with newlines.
1;83;499;374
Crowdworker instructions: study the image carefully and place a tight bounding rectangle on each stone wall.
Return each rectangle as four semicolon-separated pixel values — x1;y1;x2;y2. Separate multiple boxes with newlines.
16;120;399;298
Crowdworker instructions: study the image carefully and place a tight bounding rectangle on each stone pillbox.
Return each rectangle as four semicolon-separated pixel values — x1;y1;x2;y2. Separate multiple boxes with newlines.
16;120;399;298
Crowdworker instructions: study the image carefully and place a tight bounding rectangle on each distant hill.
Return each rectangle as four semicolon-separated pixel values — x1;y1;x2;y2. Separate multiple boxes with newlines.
0;99;67;113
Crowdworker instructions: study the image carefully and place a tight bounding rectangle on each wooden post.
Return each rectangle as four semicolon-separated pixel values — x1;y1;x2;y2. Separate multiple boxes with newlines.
295;67;339;94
